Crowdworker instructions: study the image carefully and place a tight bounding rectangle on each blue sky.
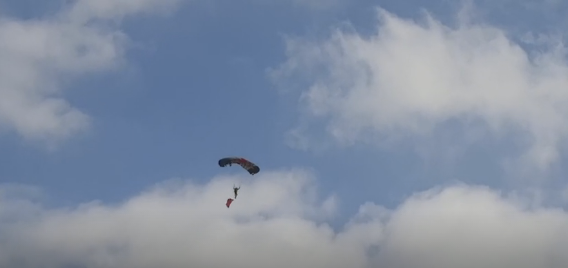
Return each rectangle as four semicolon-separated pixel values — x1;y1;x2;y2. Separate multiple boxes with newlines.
1;0;568;267
0;0;452;209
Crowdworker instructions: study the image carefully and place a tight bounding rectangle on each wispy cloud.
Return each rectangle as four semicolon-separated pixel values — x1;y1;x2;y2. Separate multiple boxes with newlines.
0;0;181;146
271;7;568;176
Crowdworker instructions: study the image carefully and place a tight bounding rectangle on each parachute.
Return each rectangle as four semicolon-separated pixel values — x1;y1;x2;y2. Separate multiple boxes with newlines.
220;156;258;209
218;157;260;175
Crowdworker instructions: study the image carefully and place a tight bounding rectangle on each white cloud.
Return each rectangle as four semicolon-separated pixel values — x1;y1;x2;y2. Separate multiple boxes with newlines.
375;184;568;268
0;0;180;146
0;171;567;268
270;7;568;174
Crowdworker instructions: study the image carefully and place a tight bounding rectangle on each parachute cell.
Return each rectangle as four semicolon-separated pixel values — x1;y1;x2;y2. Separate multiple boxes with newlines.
218;157;260;175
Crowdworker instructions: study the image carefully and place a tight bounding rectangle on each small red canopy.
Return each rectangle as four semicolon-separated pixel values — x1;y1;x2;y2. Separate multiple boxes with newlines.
226;198;234;208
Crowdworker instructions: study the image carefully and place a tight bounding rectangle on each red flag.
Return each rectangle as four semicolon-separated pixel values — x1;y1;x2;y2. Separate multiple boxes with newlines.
226;198;234;208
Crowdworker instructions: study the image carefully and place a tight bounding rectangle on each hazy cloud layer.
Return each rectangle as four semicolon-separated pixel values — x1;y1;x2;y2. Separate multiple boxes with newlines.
271;7;568;174
0;171;567;268
0;0;180;145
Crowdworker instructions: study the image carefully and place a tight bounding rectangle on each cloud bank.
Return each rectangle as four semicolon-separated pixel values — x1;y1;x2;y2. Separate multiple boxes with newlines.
0;170;567;268
271;7;568;174
0;0;180;145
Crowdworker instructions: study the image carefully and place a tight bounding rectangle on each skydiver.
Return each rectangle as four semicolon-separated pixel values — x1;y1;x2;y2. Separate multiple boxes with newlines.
233;185;240;199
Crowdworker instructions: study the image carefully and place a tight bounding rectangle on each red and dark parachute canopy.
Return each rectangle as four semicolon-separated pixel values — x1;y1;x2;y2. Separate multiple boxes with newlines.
218;157;260;175
226;198;234;208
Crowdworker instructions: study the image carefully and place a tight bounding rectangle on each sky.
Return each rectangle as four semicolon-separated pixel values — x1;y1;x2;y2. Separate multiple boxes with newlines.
1;0;568;267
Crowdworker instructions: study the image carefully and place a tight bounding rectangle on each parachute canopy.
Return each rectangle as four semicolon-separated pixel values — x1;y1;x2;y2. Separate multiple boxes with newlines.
218;157;260;175
226;198;234;208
